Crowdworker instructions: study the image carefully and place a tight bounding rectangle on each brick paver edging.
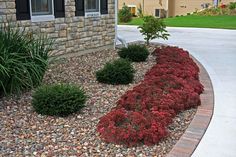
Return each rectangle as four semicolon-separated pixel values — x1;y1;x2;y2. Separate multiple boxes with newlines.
167;57;214;157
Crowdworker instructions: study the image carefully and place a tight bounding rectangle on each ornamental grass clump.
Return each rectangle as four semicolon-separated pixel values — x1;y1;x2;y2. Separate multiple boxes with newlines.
96;58;135;85
32;84;87;117
0;23;52;96
118;45;149;62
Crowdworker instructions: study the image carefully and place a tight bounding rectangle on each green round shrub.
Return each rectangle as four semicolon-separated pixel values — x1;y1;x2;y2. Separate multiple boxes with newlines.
118;45;149;62
96;58;135;85
229;2;236;10
32;84;87;117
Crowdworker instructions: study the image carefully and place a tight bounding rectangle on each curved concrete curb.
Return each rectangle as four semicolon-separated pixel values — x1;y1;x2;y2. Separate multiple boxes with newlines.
167;58;214;157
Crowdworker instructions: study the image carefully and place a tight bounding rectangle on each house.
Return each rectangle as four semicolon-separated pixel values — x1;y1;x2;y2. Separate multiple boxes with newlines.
119;0;168;18
118;0;234;18
0;0;115;56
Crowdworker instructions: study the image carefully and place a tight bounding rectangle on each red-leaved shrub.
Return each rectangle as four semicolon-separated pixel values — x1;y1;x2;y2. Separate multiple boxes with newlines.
97;108;170;146
97;46;204;146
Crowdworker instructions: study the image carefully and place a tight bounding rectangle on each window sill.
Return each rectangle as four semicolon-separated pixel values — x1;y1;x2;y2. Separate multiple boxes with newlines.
85;12;100;18
31;15;55;22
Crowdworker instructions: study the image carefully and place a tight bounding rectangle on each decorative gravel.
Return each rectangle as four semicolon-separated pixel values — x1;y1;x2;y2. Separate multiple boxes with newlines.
0;44;197;157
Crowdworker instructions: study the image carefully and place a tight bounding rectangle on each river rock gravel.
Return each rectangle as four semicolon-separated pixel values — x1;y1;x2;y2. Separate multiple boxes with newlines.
0;44;197;157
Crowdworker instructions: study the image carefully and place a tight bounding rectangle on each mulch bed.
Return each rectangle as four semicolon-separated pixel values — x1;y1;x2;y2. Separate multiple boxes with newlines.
0;43;198;156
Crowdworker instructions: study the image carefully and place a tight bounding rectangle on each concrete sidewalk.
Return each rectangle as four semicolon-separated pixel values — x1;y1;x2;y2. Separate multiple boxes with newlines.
118;25;236;157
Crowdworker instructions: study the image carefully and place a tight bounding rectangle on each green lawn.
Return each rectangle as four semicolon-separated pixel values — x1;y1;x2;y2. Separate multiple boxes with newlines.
120;15;236;29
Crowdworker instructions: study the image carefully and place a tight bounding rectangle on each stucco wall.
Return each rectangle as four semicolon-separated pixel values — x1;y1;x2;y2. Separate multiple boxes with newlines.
0;0;115;56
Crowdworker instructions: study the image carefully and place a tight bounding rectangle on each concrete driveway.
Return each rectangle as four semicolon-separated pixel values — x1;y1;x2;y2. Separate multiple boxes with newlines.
118;25;236;157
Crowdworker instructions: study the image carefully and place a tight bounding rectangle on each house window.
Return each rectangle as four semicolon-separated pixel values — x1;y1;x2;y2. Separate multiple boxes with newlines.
16;0;65;21
30;0;54;22
155;9;160;17
85;0;100;17
127;5;136;16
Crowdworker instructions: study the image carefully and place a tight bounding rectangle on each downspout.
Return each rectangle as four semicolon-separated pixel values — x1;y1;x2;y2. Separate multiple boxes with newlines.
114;0;127;49
142;0;144;13
214;0;218;7
114;0;118;49
166;0;169;17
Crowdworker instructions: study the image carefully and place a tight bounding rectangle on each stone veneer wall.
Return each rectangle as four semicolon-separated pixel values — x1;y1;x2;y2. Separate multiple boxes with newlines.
0;0;115;56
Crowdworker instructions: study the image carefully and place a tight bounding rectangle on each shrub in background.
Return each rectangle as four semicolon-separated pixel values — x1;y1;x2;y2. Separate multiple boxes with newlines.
0;23;52;96
137;4;144;18
206;8;221;15
96;58;135;85
118;3;132;23
118;45;149;62
138;16;169;45
229;2;236;10
32;84;87;117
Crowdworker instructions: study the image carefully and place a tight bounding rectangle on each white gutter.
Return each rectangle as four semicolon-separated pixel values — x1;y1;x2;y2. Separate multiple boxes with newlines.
166;0;169;17
114;0;118;49
114;0;127;49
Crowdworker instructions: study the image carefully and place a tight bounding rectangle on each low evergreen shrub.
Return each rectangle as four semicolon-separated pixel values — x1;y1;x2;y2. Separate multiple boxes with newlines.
118;45;149;62
96;58;135;85
32;84;87;117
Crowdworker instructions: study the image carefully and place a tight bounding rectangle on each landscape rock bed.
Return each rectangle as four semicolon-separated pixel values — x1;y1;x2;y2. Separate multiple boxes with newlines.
0;44;197;156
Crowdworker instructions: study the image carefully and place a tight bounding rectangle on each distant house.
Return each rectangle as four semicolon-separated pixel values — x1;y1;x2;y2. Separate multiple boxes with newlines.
118;0;234;18
0;0;115;56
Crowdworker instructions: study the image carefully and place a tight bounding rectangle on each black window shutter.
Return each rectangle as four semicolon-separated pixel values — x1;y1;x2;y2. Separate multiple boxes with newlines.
54;0;65;18
100;0;108;14
75;0;85;16
16;0;30;20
